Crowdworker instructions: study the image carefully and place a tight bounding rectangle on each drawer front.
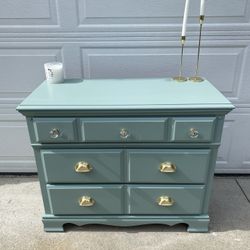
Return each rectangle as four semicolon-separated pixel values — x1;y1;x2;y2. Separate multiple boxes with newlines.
170;117;216;142
81;118;167;142
128;149;210;183
47;185;123;215
33;118;77;143
41;149;123;183
128;185;205;214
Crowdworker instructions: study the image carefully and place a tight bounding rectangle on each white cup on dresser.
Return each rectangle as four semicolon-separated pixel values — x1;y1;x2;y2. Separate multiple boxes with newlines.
44;62;64;84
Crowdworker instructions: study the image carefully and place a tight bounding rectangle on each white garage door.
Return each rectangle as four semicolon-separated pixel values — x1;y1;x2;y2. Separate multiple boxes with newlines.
0;0;249;173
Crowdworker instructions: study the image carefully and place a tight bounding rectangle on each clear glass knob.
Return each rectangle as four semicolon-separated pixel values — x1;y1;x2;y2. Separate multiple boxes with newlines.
189;128;199;139
120;128;129;139
49;128;60;139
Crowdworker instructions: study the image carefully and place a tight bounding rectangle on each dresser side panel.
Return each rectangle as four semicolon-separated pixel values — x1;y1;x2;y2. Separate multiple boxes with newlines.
33;147;52;214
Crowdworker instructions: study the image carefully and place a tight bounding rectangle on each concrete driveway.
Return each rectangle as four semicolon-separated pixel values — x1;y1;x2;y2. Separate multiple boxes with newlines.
0;176;249;250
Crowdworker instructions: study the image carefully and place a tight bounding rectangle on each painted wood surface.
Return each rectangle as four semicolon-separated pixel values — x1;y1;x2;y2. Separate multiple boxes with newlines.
17;79;233;110
41;149;123;183
17;78;233;232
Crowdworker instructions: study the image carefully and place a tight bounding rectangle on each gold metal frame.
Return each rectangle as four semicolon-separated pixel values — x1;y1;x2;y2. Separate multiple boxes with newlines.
78;196;95;207
157;196;175;207
75;161;92;173
189;15;205;82
173;36;188;82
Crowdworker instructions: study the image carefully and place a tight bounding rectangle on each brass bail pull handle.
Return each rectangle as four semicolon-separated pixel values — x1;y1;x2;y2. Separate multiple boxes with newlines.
157;196;175;207
78;196;95;207
75;161;92;173
160;162;176;173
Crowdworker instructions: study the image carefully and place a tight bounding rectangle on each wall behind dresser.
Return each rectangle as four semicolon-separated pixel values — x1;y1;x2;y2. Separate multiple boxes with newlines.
0;0;249;173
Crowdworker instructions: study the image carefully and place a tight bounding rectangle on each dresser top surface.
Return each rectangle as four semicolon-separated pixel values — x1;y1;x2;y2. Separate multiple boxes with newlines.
17;78;234;111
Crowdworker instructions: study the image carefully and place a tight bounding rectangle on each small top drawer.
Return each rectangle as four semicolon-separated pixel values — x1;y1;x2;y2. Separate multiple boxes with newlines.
170;117;216;142
30;116;217;143
81;118;167;142
33;118;78;143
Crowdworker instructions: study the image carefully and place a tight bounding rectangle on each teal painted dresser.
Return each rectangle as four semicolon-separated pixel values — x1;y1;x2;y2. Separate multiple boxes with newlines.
17;78;234;232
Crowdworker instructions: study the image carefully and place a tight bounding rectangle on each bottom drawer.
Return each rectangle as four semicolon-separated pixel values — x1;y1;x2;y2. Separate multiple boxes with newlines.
47;185;123;215
128;185;205;215
47;185;205;215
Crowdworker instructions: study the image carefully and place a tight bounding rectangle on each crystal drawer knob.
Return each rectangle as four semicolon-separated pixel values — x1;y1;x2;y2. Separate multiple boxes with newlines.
160;162;176;173
49;128;60;139
157;196;174;207
120;128;130;139
79;196;95;207
189;128;199;139
75;161;92;173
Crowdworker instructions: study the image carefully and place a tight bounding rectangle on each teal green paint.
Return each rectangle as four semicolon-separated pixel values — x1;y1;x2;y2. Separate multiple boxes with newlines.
127;149;211;183
127;185;205;214
81;118;168;142
41;149;123;183
201;148;219;214
19;109;234;117
47;184;205;215
41;149;210;184
33;118;78;143
17;78;234;232
47;185;124;215
33;147;52;214
42;215;210;233
170;117;216;142
27;116;223;144
17;78;234;111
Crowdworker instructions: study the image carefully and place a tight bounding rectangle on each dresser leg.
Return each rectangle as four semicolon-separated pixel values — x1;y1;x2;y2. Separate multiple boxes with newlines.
43;220;65;232
187;221;209;233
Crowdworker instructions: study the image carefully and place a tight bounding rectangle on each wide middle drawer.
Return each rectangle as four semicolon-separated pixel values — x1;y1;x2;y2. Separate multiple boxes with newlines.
81;118;167;142
41;149;210;183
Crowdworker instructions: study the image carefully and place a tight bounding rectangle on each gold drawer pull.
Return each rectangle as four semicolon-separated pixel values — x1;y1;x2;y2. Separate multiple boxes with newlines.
157;196;174;207
75;161;92;173
189;128;199;139
160;162;176;173
79;196;95;207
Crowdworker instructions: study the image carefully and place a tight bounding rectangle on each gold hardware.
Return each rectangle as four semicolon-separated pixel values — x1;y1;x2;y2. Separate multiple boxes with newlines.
189;15;205;83
189;76;204;82
160;162;176;173
181;35;186;44
157;196;175;207
189;128;199;139
120;128;130;139
173;76;187;82
200;15;205;24
75;161;92;173
172;36;187;82
78;196;95;207
49;128;60;139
